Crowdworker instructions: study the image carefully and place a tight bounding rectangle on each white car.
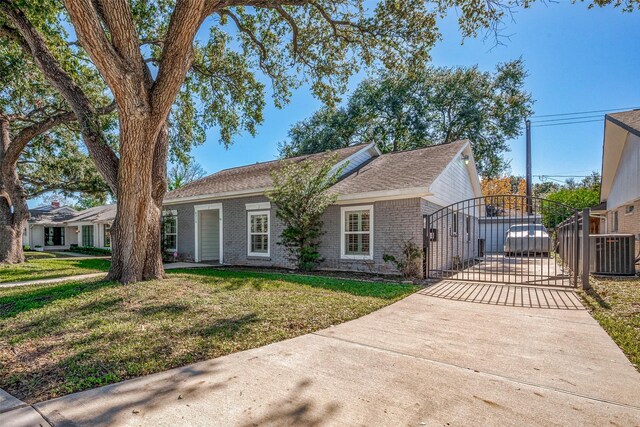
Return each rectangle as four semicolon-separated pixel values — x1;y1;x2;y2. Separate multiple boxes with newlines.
504;224;551;256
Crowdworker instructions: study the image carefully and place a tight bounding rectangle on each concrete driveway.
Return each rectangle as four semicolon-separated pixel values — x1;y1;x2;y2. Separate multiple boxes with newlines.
449;254;573;287
17;281;640;426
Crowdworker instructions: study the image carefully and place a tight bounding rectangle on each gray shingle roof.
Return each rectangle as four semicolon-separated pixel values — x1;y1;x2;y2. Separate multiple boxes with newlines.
607;110;640;136
66;204;117;224
165;143;369;201
29;206;78;225
330;140;469;195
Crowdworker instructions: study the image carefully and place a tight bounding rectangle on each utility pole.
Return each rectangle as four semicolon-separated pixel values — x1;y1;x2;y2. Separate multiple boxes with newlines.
526;119;533;215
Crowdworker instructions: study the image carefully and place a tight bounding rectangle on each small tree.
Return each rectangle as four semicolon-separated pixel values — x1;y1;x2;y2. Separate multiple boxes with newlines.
481;175;527;214
267;155;343;271
167;157;207;191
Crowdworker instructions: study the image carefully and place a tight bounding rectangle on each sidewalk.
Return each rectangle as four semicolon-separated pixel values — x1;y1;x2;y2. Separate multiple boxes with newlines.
0;390;50;427
0;273;106;288
0;262;211;288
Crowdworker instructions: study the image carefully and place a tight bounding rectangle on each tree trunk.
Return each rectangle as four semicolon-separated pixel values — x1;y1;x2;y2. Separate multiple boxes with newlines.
0;204;26;265
105;120;168;283
0;120;29;264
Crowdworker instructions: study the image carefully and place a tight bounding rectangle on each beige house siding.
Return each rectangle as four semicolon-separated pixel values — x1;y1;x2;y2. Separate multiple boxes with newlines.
606;133;640;210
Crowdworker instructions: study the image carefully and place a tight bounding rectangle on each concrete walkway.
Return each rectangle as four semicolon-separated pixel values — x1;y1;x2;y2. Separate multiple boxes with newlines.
50;252;111;259
2;281;635;426
0;273;106;288
0;262;210;288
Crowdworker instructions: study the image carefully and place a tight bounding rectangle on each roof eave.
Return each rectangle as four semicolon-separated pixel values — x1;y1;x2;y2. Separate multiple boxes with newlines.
335;187;432;204
163;187;271;205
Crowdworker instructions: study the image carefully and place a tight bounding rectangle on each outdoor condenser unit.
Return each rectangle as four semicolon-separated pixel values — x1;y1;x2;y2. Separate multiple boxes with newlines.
589;234;637;276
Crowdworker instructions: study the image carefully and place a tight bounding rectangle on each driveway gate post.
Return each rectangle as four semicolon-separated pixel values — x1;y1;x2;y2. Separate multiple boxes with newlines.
581;208;592;290
573;211;580;288
423;215;431;279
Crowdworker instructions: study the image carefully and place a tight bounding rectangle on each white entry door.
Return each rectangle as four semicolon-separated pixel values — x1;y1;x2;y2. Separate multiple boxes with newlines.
199;209;220;261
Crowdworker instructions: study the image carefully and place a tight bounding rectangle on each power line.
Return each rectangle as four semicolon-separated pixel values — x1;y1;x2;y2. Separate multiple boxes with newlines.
531;113;604;124
532;106;640;119
532;118;602;128
533;174;592;178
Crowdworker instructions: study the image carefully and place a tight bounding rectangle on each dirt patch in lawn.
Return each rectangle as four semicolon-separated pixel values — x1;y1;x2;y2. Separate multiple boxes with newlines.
0;269;416;403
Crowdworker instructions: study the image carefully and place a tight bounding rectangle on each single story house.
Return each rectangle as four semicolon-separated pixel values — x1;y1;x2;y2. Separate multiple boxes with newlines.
23;141;482;274
600;109;640;240
24;203;115;251
163;140;482;274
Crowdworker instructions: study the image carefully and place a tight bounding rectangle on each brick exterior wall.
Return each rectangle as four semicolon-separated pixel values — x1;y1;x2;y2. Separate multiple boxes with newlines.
166;196;427;274
318;198;424;274
607;199;640;261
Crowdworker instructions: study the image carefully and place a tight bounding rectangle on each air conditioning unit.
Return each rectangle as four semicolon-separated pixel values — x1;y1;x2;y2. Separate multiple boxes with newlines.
589;234;637;276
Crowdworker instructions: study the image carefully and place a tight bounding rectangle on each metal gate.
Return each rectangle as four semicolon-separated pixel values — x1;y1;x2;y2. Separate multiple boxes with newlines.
423;195;580;287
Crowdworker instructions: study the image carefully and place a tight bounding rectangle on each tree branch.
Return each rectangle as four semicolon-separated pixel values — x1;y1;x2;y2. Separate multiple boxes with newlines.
8;110;76;164
151;0;205;128
94;0;143;69
217;9;275;79
273;4;299;60
62;0;128;89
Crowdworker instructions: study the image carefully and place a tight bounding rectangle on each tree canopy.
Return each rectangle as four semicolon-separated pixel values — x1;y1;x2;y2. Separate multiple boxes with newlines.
280;60;534;177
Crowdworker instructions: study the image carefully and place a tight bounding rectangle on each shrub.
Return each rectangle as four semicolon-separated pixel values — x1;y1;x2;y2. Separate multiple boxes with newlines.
383;240;423;278
70;246;112;256
267;154;344;271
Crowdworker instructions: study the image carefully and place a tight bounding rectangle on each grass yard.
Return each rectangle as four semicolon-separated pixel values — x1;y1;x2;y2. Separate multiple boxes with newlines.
23;251;62;260
579;276;640;371
0;257;110;283
0;268;416;403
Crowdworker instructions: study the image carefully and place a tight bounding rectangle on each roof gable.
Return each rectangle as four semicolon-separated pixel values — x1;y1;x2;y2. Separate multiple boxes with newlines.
164;143;376;202
329;140;470;197
601;110;640;202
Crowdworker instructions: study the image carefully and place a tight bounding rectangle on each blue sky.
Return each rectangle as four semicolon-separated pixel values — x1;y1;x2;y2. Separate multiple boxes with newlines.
191;1;640;186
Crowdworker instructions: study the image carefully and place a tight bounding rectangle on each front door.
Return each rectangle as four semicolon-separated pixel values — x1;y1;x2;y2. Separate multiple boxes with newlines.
199;209;220;261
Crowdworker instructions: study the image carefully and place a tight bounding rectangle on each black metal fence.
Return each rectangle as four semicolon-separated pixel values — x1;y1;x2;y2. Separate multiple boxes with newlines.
424;195;581;288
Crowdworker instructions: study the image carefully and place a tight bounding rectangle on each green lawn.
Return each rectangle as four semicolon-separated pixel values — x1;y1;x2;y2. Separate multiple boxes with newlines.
579;276;640;371
0;269;416;403
0;257;111;283
23;251;62;260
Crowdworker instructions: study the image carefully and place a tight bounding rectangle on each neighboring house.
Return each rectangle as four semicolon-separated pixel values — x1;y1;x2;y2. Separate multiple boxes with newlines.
600;110;640;249
24;203;116;251
24;203;79;250
65;204;116;250
163;140;482;274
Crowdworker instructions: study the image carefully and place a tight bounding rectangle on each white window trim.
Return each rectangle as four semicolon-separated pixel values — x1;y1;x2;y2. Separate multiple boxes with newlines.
194;203;223;263
80;224;95;247
247;210;270;257
245;201;271;211
340;205;374;260
163;215;178;253
102;223;112;249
